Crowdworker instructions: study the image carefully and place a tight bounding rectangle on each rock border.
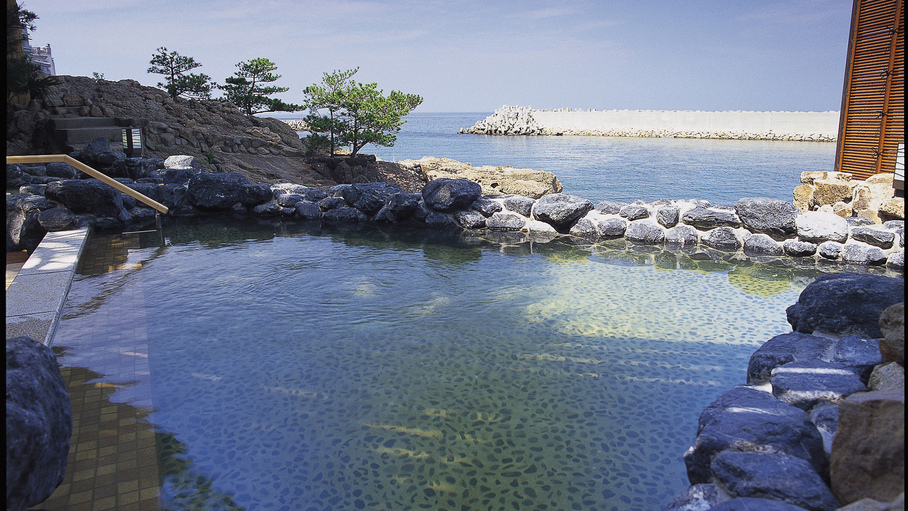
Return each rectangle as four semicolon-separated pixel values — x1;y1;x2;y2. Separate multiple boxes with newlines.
7;164;904;273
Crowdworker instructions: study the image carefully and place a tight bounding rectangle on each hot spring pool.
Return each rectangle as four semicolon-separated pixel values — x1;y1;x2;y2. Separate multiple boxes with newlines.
53;218;833;510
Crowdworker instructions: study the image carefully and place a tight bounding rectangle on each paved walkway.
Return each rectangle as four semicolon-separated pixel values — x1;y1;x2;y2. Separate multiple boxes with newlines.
6;228;91;346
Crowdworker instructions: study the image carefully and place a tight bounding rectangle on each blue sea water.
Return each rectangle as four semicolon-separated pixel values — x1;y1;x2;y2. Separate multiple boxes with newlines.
272;111;838;205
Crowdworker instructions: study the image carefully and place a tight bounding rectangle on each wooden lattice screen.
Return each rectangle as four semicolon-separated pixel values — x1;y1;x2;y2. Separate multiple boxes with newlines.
835;0;905;180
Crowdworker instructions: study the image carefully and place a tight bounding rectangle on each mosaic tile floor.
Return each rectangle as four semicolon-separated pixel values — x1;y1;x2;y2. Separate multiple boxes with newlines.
30;234;164;511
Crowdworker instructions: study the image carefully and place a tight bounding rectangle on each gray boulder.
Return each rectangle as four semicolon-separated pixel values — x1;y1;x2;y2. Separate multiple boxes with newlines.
665;224;700;247
625;219;665;244
531;193;593;231
45;179;129;222
422;178;482;212
850;227;895;249
37;208;75;232
831;335;882;381
619;204;650;221
454;210;486;229
657;206;680;228
239;184;273;207
817;241;844;260
487;212;527;231
663;483;730;511
503;196;535;217
709;497;812;510
294;201;322;221
770;360;867;410
7;194;58;252
841;243;888;265
747;332;837;385
595;200;625;215
887;249;904;270
374;193;422;223
735;197;800;240
348;182;402;216
187;172;249;209
681;207;742;229
744;233;784;256
786;273;904;338
568;216;600;238
783;240;818;257
6;336;72;511
796;212;848;243
323;207;368;223
702;226;741;251
276;193;305;208
425;211;456;228
44;162;77;179
470;197;502;217
164;154;197;169
598;216;629;238
684;385;827;484
711;451;839;511
304;188;329;202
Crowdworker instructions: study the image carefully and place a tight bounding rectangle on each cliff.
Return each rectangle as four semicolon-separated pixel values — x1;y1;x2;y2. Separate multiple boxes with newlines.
460;105;840;142
5;75;425;189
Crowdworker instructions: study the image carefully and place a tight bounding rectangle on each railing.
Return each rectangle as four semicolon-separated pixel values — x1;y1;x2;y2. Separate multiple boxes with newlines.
6;154;169;214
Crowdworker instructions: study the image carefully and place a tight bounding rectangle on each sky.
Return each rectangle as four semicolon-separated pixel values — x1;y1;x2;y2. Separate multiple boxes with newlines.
21;0;854;113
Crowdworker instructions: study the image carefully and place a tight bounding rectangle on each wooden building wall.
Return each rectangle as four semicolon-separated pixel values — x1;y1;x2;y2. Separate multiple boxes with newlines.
835;0;905;180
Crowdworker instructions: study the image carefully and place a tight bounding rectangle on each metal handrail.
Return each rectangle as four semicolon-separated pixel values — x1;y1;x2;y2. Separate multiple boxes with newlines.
6;154;169;214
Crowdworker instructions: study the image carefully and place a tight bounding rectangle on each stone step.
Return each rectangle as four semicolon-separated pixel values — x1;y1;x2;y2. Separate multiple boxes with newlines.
49;117;119;129
56;127;125;147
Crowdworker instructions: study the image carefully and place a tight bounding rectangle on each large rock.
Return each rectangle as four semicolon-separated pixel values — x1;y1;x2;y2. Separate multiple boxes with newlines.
684;386;827;485
702;226;741;251
795;212;849;243
786;273;904;338
735;197;800;240
421;178;482;213
850;227;896;249
747;332;837;385
408;157;562;198
486;211;527;231
681;207;741;230
6;194;58;252
531;193;594;231
625;219;665;244
665;224;700;247
187;172;249;209
6;336;72;511
348;182;401;216
770;360;867;410
711;451;840;511
375;193;422;223
743;233;784;256
830;391;905;505
44;179;130;222
878;302;904;364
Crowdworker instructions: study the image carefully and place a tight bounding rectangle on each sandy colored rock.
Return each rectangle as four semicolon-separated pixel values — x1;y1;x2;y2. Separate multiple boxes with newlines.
833;201;854;217
813;178;857;207
793;184;815;212
878;198;905;221
402;157;562;199
878;302;905;364
830;390;905;505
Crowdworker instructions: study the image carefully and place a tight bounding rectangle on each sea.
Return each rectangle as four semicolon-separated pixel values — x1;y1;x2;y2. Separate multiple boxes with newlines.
268;111;838;206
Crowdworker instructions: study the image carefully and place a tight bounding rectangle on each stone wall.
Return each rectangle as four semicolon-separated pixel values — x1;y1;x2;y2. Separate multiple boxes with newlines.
460;106;839;142
6;160;905;273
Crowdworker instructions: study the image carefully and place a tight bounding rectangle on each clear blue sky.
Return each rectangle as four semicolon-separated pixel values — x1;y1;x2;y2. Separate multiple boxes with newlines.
23;0;853;112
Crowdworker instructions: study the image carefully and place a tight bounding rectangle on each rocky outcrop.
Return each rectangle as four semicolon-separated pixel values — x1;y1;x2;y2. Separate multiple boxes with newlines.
6;336;73;511
794;171;904;225
396;157;562;199
667;287;905;511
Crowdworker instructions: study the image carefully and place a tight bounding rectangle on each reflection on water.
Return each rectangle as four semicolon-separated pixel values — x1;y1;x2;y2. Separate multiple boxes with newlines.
53;218;883;511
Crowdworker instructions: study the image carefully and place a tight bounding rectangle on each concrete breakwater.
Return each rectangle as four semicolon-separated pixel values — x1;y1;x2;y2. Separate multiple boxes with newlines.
460;105;840;142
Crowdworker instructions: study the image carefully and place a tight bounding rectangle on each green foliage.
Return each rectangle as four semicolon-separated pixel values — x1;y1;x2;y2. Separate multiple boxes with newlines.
220;57;302;115
303;68;423;156
7;55;58;102
147;47;214;100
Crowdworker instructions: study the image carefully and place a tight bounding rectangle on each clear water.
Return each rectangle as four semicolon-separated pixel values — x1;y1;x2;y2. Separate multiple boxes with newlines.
274;111;838;205
54;219;833;511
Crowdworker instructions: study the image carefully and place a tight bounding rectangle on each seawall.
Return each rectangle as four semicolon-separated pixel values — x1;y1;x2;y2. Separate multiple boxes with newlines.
460;106;840;142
